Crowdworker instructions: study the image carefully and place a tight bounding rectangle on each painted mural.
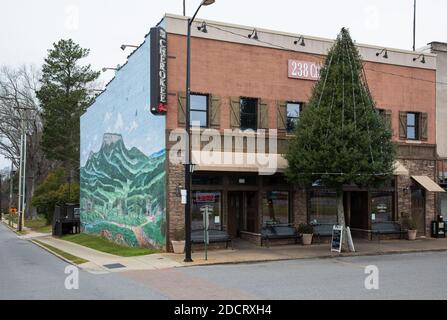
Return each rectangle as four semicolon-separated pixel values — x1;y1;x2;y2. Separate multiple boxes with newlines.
80;30;166;249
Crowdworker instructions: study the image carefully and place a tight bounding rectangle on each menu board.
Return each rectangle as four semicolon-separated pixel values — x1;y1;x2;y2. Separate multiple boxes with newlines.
331;225;344;253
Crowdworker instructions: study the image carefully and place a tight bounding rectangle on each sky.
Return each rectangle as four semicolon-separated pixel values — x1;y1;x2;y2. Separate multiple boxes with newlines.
0;0;446;169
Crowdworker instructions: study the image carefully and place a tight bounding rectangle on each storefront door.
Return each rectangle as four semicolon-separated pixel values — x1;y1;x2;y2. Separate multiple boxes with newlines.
350;192;369;230
228;192;242;238
245;191;258;233
411;187;426;235
227;191;258;237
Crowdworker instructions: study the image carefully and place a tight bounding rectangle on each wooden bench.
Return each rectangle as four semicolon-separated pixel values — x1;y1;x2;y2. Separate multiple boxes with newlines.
261;224;301;247
191;229;233;249
371;222;406;240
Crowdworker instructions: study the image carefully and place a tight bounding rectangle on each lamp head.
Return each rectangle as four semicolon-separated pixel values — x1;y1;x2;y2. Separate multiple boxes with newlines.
120;45;126;51
202;0;215;5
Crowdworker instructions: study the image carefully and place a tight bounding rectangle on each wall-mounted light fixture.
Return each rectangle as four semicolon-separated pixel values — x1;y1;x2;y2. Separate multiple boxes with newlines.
197;22;208;33
120;44;139;51
294;36;306;47
248;29;259;40
413;54;426;64
402;187;410;195
176;184;183;197
376;48;388;59
102;65;121;72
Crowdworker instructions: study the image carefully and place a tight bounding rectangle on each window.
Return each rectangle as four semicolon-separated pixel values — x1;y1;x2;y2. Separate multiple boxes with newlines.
406;112;419;140
192;174;223;186
262;191;290;225
240;98;258;131
287;103;301;133
192;192;222;231
309;190;337;225
190;94;208;128
371;192;394;223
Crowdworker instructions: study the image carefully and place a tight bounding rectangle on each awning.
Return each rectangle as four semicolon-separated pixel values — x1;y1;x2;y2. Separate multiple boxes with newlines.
393;161;410;176
412;176;446;192
192;151;287;174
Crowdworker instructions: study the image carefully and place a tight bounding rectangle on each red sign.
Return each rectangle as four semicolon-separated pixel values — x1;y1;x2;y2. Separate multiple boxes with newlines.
195;193;216;203
288;60;321;81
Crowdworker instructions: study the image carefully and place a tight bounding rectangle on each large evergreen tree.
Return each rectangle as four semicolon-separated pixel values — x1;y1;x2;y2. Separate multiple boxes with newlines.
36;39;99;178
286;28;395;250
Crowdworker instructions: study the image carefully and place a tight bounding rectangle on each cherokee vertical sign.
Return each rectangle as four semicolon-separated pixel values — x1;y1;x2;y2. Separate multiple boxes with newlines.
150;26;168;115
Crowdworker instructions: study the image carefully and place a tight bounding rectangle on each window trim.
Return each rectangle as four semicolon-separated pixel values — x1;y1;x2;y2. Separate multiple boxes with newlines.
190;93;209;128
240;97;258;131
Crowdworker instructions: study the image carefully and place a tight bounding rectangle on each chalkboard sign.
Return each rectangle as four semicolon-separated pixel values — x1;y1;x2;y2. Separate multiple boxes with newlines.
331;225;344;253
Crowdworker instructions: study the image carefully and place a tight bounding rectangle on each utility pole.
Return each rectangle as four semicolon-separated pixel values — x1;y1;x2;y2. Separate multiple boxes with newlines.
9;161;14;212
413;0;416;51
0;173;2;220
17;124;24;231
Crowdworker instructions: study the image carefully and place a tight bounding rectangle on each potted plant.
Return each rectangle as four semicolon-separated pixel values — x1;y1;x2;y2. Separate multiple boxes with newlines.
402;217;418;241
298;224;314;245
171;227;185;254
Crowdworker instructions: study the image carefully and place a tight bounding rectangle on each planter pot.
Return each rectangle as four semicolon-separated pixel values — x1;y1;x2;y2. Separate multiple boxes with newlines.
171;240;185;254
407;230;417;241
302;234;313;245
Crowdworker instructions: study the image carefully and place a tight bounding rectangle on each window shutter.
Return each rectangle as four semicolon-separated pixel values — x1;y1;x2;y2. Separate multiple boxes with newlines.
384;110;392;131
277;101;287;131
209;95;221;129
178;92;186;126
230;97;241;129
399;111;407;139
258;100;269;129
420;113;428;141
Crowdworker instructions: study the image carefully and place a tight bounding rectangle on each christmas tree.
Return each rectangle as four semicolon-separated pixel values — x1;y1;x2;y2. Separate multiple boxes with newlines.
285;28;395;250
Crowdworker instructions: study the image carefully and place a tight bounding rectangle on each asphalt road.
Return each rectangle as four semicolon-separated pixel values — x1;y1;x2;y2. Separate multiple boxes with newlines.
1;222;447;300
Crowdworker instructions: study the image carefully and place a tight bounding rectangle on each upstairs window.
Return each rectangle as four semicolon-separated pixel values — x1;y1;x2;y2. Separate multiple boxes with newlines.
240;98;258;131
190;94;208;128
399;111;428;141
406;112;419;140
287;102;301;133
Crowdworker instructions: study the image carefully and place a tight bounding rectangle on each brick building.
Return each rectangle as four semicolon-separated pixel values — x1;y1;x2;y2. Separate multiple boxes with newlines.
80;14;445;251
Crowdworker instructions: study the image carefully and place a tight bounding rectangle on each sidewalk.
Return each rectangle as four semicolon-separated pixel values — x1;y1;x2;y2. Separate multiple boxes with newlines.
165;237;447;267
35;236;183;274
3;218;447;272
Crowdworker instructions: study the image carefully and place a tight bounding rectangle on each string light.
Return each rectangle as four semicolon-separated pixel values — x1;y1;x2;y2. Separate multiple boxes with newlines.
202;22;447;86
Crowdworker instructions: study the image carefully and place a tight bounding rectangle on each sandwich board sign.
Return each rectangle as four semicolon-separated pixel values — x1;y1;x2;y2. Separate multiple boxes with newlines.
331;225;344;253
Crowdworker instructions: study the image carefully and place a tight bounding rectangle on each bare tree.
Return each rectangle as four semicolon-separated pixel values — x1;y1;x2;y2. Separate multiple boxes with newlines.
0;65;52;218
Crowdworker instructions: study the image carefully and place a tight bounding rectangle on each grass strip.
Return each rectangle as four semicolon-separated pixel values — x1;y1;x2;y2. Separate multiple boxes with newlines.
62;233;159;257
33;240;89;265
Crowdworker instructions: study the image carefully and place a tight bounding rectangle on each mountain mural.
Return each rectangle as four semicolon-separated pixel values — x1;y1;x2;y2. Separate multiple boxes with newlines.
80;133;166;249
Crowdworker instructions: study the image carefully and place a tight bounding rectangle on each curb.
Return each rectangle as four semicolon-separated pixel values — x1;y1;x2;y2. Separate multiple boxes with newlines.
1;220;20;233
30;240;77;266
180;248;447;268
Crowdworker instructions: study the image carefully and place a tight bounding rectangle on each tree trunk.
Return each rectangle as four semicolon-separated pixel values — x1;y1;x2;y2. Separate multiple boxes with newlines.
336;189;349;252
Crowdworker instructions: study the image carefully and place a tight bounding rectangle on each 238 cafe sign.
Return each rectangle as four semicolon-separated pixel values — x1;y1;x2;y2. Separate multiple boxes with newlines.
288;60;321;81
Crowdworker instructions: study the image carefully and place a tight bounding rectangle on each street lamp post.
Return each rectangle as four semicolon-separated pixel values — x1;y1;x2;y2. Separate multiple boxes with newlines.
184;0;215;263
